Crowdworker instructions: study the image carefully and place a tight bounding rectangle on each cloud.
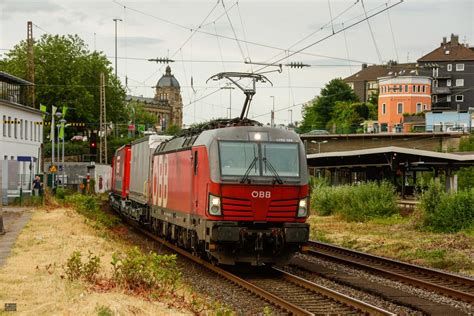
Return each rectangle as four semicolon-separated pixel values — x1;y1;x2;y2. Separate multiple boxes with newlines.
118;36;162;47
2;0;63;14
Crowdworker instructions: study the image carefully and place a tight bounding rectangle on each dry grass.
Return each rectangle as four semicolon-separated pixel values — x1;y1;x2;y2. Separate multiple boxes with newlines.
308;215;474;276
0;208;191;315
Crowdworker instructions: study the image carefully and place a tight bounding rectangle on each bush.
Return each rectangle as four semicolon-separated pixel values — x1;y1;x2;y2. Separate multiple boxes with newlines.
65;194;119;228
65;250;101;282
419;181;474;232
456;167;474;190
111;247;180;294
311;181;398;221
339;181;397;221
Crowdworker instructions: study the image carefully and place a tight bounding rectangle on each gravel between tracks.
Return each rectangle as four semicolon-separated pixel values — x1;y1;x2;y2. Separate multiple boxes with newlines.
120;225;280;315
294;252;474;315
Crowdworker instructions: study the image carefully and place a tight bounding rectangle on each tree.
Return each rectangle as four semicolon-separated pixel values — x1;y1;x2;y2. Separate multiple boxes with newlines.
126;100;158;128
0;34;127;137
165;124;182;136
299;78;358;133
329;101;377;134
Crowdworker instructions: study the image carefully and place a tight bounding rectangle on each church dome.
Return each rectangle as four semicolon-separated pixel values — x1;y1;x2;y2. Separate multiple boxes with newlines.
157;65;180;88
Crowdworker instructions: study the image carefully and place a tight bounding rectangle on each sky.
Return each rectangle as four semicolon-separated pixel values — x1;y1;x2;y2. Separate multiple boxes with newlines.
1;0;473;126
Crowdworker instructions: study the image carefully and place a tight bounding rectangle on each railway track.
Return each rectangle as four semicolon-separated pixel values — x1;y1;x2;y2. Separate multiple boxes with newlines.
125;218;394;315
306;241;474;304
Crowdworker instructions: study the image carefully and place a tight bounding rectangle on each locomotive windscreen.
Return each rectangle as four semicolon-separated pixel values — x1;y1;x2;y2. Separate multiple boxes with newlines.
219;141;259;176
218;141;300;180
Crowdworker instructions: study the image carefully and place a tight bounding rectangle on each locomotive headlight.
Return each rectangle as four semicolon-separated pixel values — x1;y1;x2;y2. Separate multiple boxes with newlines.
208;194;222;216
297;198;308;217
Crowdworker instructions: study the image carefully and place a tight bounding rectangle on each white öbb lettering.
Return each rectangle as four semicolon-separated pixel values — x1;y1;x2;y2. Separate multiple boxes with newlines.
251;191;271;198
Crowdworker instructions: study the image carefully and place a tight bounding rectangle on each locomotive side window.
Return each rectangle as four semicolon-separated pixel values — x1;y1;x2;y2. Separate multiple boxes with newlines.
219;141;259;177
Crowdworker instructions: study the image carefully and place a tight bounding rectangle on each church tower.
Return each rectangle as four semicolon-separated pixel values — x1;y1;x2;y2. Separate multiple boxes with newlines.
154;65;183;129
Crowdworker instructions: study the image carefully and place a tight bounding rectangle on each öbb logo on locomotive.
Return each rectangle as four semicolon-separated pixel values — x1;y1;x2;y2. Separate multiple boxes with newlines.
251;191;271;198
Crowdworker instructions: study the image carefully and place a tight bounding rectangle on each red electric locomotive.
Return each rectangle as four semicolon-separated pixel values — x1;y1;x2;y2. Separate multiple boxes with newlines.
146;122;309;265
111;72;310;265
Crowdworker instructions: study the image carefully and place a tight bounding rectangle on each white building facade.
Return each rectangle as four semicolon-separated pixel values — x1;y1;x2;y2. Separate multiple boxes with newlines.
0;72;43;202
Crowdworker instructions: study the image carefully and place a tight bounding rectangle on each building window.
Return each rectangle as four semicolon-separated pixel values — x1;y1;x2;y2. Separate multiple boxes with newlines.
405;85;408;92
447;95;452;102
447;79;452;87
8;116;11;137
14;118;17;139
382;103;386;115
416;103;422;113
397;103;403;114
455;95;464;102
20;119;23;139
25;120;28;140
2;115;5;137
423;104;428;110
422;85;426;93
447;64;452;71
30;121;32;140
433;68;438;77
456;64;465;71
433;80;438;87
433;95;438;103
455;79;464;87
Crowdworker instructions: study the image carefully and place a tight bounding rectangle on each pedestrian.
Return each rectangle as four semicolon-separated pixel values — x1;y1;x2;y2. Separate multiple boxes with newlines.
32;176;42;196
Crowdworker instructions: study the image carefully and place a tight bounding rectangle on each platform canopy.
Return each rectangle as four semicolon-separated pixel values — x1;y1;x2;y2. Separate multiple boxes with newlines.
307;146;474;170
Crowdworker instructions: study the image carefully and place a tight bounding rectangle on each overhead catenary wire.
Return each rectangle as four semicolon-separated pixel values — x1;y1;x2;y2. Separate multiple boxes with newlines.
252;0;403;75
222;0;246;61
361;0;383;63
386;6;400;62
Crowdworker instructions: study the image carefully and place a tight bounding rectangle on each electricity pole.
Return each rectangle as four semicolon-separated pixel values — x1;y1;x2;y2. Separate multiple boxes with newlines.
113;18;122;79
221;84;234;118
99;72;107;164
27;21;35;108
270;96;275;127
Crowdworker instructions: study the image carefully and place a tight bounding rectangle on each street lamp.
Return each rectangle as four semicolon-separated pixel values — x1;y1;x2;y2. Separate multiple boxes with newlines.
311;140;328;153
113;18;123;79
59;119;67;188
288;109;293;127
270;96;275;127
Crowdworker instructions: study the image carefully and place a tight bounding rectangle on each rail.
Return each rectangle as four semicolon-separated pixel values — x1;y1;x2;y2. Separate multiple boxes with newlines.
306;241;474;304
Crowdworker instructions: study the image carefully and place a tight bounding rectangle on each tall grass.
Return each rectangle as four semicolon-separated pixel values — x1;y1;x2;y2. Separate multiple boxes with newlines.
311;181;398;221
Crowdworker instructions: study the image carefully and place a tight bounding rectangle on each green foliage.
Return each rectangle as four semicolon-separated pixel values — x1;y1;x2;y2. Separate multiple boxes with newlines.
111;247;181;294
299;78;359;133
65;250;101;282
0;34;127;138
456;167;474;190
43;141;89;157
418;181;474;233
311;181;398;221
165;124;182;136
65;194;119;228
329;101;377;134
126;100;158;127
96;305;113;316
459;135;474;152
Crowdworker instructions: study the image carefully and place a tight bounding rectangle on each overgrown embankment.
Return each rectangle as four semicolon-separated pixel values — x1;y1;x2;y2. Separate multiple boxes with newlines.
309;179;474;274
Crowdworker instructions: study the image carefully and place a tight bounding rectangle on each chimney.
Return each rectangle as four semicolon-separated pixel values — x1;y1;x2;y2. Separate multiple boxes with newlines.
451;33;459;45
442;36;447;45
361;63;368;70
